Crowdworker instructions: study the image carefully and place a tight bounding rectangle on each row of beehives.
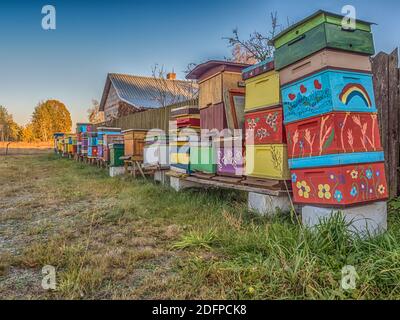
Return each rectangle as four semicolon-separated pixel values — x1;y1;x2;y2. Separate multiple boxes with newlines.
168;9;388;210
54;9;389;212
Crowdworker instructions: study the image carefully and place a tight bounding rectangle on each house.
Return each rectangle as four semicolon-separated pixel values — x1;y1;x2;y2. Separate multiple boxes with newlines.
99;73;198;121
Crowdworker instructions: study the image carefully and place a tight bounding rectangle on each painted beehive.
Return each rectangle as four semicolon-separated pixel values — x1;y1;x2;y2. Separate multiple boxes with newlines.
97;128;121;159
286;112;382;160
245;144;290;180
144;132;169;168
53;133;64;153
272;10;373;49
244;70;281;112
282;69;376;124
76;123;92;155
288;151;384;169
122;129;147;159
87;133;98;158
215;137;245;177
67;134;77;154
144;144;170;168
272;11;374;70
109;143;125;167
102;134;124;162
186;60;250;110
176;117;200;128
200;103;228;132
291;162;388;206
245;106;286;145
279;49;372;86
170;141;191;174
190;141;217;174
170;106;199;118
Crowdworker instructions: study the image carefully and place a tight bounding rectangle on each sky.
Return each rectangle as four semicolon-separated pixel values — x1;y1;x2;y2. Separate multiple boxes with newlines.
0;0;399;126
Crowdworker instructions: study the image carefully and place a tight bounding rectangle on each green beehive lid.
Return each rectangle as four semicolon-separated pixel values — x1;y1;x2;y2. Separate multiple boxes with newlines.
271;10;374;49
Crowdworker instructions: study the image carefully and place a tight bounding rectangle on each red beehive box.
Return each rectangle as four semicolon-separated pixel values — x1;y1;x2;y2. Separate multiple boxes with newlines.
291;162;388;207
245;106;286;145
286;112;382;159
176;117;200;128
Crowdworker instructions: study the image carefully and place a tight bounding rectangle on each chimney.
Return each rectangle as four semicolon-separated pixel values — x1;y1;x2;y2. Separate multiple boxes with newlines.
167;72;176;80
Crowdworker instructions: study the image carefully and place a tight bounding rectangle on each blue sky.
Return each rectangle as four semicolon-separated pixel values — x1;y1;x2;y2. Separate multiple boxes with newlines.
1;0;399;126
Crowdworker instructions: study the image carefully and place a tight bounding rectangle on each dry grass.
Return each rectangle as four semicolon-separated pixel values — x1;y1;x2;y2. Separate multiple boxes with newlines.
0;142;53;155
1;154;400;300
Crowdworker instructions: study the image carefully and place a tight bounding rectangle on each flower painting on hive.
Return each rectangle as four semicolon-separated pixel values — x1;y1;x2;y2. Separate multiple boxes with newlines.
285;112;381;159
291;162;388;206
245;107;285;145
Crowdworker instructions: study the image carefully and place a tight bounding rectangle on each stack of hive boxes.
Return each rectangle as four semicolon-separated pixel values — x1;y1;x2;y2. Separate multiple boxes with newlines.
243;58;290;187
76;123;93;157
143;129;169;169
272;11;388;215
67;134;77;155
185;60;249;176
169;106;200;175
87;132;98;159
53;133;64;154
96;127;122;163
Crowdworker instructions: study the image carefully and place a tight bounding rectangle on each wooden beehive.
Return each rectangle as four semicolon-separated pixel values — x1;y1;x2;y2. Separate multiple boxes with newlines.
186;61;250;132
122;129;147;160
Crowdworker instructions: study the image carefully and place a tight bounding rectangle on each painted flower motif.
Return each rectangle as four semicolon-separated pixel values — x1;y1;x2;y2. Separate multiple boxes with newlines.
329;174;335;181
265;112;278;131
366;169;373;180
334;190;343;203
247;119;257;130
318;184;331;200
296;181;311;199
350;170;358;179
378;184;386;195
376;170;380;177
291;173;297;183
350;186;358;197
369;188;373;194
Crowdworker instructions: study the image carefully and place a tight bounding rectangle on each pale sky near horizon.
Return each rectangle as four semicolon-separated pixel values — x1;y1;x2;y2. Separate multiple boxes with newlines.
1;0;399;126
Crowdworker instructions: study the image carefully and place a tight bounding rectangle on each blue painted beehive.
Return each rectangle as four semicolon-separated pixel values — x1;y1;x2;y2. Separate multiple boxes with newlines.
281;69;376;124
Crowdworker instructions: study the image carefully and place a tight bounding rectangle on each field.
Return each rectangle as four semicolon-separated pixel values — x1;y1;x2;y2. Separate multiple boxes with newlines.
0;142;53;155
1;154;400;299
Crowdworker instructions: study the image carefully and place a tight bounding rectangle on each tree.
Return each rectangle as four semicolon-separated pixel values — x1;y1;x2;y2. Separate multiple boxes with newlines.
224;12;284;62
151;64;198;108
87;99;104;124
31;100;72;142
20;123;35;143
0;106;21;141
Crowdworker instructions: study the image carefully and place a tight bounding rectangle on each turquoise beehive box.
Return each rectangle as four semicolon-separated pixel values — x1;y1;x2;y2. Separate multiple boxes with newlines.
282;69;376;124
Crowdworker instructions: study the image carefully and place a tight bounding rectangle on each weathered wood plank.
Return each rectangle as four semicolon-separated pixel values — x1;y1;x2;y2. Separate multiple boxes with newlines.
372;52;391;194
388;48;399;197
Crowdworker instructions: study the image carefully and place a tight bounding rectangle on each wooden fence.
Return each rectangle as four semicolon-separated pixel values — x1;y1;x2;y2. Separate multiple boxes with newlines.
372;48;400;198
96;99;198;132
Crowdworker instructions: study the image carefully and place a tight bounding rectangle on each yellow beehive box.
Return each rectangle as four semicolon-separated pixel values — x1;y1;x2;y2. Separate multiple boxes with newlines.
245;144;290;180
244;70;281;112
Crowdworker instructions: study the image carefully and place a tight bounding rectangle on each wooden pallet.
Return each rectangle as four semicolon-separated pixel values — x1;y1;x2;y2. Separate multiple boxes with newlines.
211;175;244;184
242;177;292;191
191;172;216;180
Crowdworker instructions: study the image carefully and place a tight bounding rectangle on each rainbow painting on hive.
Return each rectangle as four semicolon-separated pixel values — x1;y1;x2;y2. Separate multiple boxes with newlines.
339;83;372;108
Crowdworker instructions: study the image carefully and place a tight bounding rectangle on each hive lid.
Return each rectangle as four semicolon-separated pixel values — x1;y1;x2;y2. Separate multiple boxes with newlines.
271;10;376;46
186;60;250;81
242;58;275;80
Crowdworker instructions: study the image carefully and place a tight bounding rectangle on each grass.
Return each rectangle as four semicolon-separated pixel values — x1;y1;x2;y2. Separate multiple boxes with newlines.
1;154;400;299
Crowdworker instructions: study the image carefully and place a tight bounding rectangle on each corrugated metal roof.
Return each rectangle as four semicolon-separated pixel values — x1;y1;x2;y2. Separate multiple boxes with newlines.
99;73;198;111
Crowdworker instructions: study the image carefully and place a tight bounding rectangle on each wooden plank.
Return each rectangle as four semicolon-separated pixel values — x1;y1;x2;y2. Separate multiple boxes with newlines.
185;176;288;196
388;48;399;197
372;52;391;194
